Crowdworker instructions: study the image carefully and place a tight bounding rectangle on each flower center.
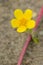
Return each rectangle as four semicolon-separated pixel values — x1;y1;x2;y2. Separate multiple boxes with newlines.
20;18;27;26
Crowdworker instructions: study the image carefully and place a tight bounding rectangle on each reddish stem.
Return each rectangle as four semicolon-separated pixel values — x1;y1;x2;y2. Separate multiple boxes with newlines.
17;7;43;65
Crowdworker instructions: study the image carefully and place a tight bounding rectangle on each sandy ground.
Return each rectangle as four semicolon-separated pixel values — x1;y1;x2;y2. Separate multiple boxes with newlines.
0;0;43;65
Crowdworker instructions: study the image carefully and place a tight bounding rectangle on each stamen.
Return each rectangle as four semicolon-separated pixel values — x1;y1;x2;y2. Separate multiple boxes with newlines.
20;18;27;26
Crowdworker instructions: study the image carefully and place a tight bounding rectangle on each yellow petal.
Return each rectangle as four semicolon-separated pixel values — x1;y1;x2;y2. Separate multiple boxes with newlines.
17;26;27;33
26;20;36;29
14;9;23;19
11;19;20;28
24;9;33;19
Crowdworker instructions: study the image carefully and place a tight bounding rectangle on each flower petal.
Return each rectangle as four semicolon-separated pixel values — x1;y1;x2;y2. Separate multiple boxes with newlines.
11;19;20;28
17;26;27;33
24;9;33;19
26;20;36;29
14;9;23;19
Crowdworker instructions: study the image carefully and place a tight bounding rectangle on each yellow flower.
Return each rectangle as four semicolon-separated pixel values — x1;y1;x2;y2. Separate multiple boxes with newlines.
11;9;36;33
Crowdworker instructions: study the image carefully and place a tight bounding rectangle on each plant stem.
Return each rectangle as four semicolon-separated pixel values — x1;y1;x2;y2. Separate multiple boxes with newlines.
17;7;43;65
